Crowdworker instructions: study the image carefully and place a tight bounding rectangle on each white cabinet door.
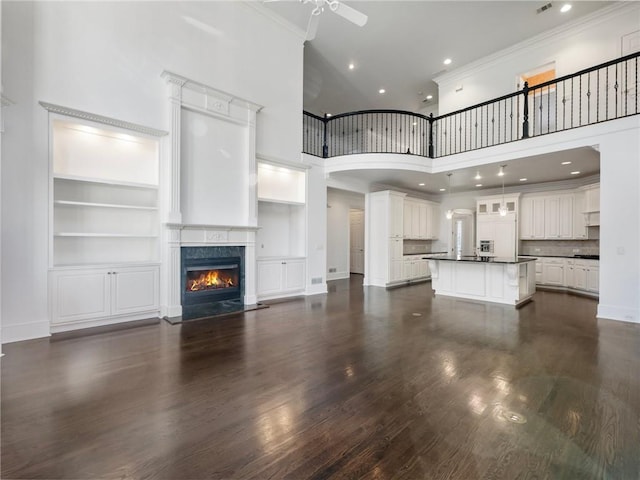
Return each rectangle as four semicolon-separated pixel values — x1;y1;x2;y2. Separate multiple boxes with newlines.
111;266;159;316
585;185;600;212
520;197;534;239
532;198;545;239
418;260;429;278
429;205;440;239
574;264;587;290
543;259;565;286
390;194;404;238
544;196;560;239
535;259;543;284
414;202;425;239
51;268;111;324
573;192;587;239
586;263;599;293
411;261;421;279
559;196;573;239
565;260;575;288
402;259;412;280
494;218;516;258
257;260;284;296
389;238;403;261
403;201;413;238
283;260;305;292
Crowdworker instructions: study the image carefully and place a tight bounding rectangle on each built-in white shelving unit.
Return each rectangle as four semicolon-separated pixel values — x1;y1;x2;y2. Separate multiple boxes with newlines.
51;120;160;267
44;106;165;332
256;162;307;299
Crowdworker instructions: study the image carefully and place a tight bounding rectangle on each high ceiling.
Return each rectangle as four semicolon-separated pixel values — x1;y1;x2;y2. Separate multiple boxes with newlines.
264;0;614;116
263;1;612;194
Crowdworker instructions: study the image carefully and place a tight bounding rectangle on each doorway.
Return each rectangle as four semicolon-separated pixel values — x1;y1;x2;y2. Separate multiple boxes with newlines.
450;210;475;256
349;209;365;274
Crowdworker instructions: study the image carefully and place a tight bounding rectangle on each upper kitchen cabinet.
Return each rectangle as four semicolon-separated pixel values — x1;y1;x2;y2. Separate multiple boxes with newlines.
520;197;545;239
581;183;600;226
403;198;440;240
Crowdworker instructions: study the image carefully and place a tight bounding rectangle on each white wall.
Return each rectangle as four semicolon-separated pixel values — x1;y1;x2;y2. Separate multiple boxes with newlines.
1;1;303;342
327;188;365;280
304;156;328;294
436;3;640;115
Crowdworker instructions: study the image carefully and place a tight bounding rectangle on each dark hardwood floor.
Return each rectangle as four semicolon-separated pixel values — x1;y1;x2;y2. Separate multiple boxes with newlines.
2;277;639;479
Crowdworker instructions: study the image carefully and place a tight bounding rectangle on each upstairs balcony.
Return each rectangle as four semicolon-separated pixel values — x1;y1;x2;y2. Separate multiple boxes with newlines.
303;52;639;159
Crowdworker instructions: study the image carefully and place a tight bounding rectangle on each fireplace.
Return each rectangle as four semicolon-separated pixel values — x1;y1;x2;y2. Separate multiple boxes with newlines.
181;246;245;320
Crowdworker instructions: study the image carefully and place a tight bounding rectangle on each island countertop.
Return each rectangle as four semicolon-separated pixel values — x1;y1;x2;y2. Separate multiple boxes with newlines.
423;255;537;264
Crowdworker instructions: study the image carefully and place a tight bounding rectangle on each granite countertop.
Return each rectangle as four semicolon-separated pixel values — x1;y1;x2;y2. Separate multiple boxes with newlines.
520;254;600;260
423;255;537;264
403;251;448;256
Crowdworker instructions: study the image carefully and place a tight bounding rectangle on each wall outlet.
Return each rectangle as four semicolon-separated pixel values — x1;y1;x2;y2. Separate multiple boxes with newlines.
329;267;337;273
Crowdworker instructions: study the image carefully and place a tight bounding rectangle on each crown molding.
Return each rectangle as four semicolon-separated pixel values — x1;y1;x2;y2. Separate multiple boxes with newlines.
257;153;310;170
241;1;307;43
434;2;636;86
39;101;168;137
161;71;263;113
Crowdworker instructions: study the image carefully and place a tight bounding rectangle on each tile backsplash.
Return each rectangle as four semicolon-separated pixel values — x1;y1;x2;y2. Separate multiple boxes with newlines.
520;239;599;256
403;239;434;255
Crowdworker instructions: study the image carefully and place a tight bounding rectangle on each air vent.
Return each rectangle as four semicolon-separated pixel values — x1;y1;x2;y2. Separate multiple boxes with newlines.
537;3;553;14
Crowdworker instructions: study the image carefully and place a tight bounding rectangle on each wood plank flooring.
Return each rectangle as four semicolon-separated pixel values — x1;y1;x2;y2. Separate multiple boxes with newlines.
2;277;639;479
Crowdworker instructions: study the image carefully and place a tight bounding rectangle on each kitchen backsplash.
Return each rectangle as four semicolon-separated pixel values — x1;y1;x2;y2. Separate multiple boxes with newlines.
403;240;434;255
520;239;599;256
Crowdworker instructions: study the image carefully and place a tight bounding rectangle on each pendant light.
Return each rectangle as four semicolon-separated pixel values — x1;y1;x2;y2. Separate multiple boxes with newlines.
498;165;508;216
446;173;454;220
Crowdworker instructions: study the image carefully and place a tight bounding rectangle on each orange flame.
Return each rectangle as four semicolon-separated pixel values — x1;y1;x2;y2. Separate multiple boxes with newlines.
188;270;235;292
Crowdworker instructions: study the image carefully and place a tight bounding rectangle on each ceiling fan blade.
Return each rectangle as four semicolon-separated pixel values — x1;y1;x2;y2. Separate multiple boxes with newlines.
306;13;320;41
333;2;368;27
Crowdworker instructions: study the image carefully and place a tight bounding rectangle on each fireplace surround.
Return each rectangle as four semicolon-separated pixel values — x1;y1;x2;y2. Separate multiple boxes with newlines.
181;246;245;320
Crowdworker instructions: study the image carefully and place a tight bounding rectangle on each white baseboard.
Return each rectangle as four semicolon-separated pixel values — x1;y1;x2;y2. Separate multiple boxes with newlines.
50;312;160;333
597;304;639;324
305;283;328;296
244;294;258;305
162;304;183;318
327;271;350;281
2;320;51;344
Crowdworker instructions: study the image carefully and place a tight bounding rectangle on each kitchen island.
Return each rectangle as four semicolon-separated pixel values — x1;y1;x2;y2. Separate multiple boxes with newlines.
425;256;537;307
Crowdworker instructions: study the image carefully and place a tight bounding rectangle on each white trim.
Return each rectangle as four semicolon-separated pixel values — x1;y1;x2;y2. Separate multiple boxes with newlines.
38;102;168;137
305;283;328;296
597;304;639;324
2;321;51;344
327;271;350;281
257;153;311;170
241;1;307;42
50;313;160;334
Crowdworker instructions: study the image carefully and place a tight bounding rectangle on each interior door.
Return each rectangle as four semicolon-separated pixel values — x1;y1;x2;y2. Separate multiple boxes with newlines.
350;209;365;274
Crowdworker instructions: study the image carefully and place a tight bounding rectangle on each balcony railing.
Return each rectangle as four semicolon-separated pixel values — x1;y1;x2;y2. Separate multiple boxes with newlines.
303;52;639;159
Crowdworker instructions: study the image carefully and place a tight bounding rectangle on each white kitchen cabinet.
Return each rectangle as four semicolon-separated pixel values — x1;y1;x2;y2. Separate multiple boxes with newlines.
544;197;560;239
542;258;565;286
402;255;430;281
50;265;160;327
558;196;573;238
477;214;517;257
257;258;306;299
586;263;599;293
520;197;546;239
575;259;599;293
565;259;576;288
390;194;405;238
584;185;600;213
403;199;439;240
573;192;588;239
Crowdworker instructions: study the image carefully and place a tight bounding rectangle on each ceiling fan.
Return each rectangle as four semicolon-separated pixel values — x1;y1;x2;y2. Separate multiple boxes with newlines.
268;0;368;41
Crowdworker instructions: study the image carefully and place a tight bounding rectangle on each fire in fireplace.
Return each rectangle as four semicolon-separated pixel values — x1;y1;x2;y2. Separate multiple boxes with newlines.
186;265;238;293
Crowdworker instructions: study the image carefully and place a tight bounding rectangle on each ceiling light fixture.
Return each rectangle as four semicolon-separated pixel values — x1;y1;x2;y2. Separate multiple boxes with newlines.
446;173;454;219
520;178;528;182
426;94;433;100
571;171;581;175
348;62;355;70
439;188;446;192
560;4;572;13
419;182;425;186
499;165;508;216
444;58;452;65
562;161;572;165
475;184;483;187
325;113;332;117
379;88;386;94
474;171;482;180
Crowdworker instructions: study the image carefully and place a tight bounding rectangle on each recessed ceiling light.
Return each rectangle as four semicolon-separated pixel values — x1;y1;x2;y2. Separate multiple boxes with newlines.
570;171;581;175
560;4;572;13
561;161;572;165
426;94;433;100
476;184;483;187
348;63;355;70
444;58;452;65
520;178;528;181
498;166;505;177
379;88;386;94
418;183;425;186
439;188;446;192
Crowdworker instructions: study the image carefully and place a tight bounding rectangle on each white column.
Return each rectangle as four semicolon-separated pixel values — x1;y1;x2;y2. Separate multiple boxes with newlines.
164;77;185;224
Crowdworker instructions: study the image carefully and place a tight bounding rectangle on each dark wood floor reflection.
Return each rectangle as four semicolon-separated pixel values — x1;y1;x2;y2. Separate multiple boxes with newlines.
2;277;639;479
